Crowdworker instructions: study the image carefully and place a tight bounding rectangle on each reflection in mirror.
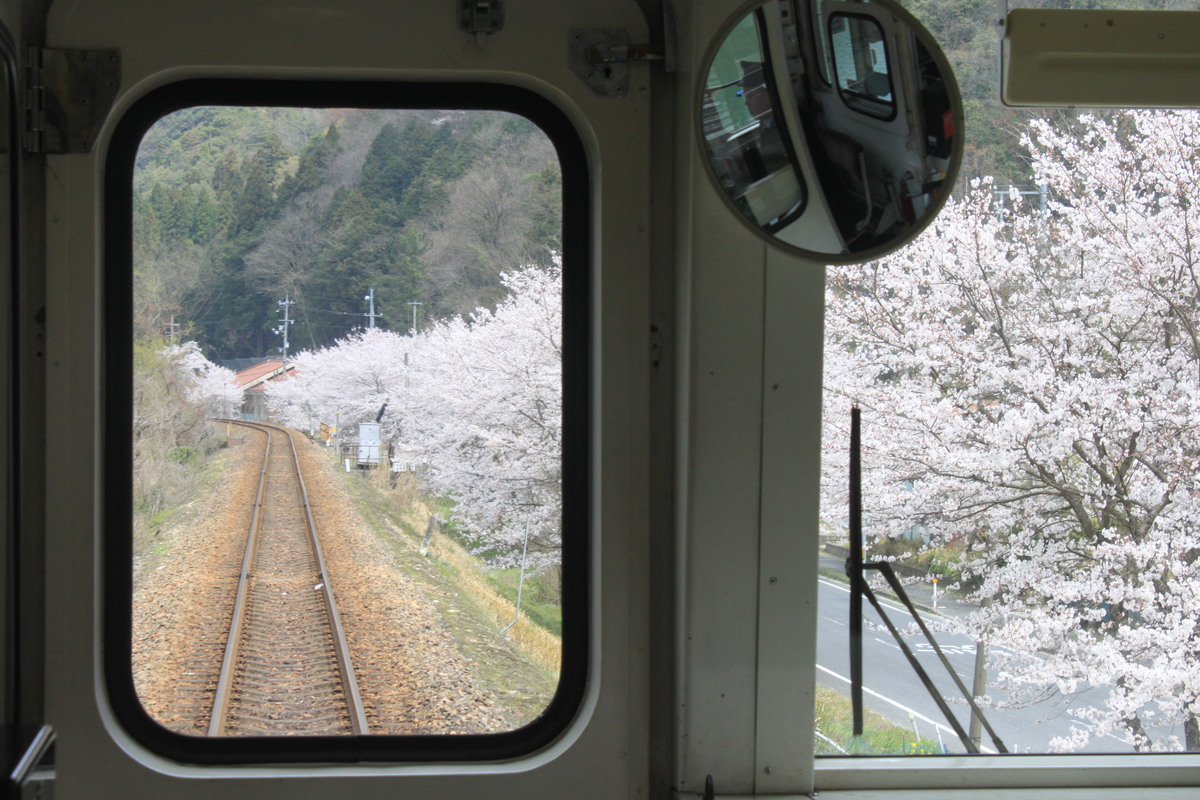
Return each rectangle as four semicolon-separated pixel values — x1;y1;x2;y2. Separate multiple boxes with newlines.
701;0;962;260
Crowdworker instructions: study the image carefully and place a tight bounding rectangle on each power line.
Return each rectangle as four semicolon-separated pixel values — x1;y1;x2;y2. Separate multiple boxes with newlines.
301;306;363;317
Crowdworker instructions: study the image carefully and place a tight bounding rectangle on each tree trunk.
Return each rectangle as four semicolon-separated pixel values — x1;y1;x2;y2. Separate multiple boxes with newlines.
1125;713;1150;751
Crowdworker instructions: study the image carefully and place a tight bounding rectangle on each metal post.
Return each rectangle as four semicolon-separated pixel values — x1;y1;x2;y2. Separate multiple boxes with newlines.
501;520;531;634
276;293;295;360
848;406;864;737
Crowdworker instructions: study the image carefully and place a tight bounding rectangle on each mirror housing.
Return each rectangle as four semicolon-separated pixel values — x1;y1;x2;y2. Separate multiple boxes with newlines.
699;0;963;262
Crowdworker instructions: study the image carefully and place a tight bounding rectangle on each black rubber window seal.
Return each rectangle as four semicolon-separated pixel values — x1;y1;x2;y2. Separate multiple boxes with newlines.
103;78;591;766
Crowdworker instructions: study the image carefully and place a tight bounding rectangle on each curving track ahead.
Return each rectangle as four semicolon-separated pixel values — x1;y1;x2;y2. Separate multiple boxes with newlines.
207;420;368;736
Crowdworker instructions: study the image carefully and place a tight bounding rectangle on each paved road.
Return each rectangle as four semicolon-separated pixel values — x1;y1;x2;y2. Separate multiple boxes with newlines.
815;552;1165;754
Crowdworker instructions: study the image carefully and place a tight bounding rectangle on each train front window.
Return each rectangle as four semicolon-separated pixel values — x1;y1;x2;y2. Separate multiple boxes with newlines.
809;0;1200;765
108;83;588;763
829;13;895;120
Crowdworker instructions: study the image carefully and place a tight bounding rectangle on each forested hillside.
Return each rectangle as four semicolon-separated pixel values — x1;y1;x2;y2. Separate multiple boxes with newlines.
134;107;560;360
914;0;1200;189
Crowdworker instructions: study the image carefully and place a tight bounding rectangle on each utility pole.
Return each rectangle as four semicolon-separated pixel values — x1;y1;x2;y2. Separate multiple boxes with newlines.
969;639;988;750
969;597;993;750
408;300;423;333
365;287;380;329
275;293;295;360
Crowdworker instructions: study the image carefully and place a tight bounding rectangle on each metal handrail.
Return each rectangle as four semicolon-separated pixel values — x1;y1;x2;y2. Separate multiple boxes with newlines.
9;724;54;788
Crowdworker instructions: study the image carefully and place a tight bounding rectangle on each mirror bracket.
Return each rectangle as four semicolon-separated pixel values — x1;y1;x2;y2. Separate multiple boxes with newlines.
570;29;666;97
570;29;631;97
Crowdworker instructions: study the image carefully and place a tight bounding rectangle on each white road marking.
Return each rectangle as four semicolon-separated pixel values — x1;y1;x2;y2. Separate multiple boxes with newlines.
819;574;1134;750
819;577;910;615
815;663;998;754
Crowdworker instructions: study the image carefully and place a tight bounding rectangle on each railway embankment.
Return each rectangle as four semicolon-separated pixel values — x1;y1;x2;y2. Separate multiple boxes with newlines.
322;446;559;728
132;425;556;736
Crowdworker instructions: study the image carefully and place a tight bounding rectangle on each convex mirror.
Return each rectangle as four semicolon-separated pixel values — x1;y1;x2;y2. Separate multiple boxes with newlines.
701;0;963;261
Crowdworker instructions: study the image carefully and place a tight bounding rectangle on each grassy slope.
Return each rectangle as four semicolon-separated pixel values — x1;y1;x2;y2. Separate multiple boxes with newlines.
332;461;560;726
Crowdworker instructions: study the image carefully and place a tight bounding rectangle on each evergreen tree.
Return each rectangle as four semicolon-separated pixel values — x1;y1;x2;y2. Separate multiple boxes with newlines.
191;187;220;244
359;122;410;205
280;123;341;202
210;148;241;195
229;161;276;238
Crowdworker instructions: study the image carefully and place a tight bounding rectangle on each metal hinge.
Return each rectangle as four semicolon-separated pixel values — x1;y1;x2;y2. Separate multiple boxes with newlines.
25;47;120;154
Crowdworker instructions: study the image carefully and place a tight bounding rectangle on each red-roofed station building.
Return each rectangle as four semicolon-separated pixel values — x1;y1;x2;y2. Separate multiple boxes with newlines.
230;359;296;420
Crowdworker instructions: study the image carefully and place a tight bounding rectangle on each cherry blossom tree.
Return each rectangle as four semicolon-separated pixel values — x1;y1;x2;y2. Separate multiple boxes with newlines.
266;263;562;570
401;264;562;569
166;341;241;418
134;342;240;519
266;326;412;437
822;110;1200;751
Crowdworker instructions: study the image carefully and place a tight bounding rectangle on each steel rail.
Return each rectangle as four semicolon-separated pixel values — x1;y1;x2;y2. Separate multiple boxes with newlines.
207;419;368;736
279;423;369;735
207;420;271;736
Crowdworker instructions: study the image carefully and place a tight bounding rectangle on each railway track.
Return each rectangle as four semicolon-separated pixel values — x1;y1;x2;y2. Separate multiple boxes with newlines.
207;420;368;736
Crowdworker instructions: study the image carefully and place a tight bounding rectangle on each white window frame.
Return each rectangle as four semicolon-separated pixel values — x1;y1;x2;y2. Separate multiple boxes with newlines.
675;0;1200;797
41;0;654;796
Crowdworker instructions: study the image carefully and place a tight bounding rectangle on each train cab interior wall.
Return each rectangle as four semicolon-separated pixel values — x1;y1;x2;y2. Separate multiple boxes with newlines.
3;0;1200;797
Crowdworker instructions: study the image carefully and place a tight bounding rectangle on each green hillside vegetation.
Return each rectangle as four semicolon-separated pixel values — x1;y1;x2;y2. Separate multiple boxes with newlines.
135;107;562;360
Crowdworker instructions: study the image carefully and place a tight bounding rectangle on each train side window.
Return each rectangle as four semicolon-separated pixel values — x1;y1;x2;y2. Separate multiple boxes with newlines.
815;106;1200;772
829;13;896;120
105;80;588;764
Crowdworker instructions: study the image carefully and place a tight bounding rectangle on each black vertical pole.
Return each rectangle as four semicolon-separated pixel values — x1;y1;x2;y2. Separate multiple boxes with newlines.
848;405;864;737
